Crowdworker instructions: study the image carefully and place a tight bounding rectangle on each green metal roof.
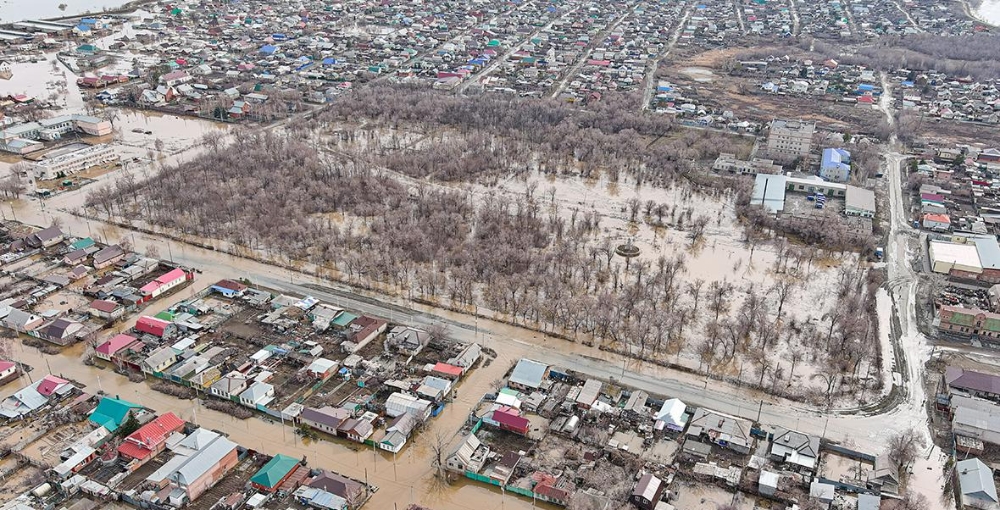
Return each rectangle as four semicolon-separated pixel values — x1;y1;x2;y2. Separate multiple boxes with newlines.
332;312;358;327
983;318;1000;333
89;397;142;432
70;237;95;250
155;311;175;321
251;454;300;488
949;311;975;327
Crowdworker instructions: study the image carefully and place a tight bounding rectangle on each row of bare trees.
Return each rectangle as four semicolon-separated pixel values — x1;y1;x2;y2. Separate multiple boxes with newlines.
89;87;879;401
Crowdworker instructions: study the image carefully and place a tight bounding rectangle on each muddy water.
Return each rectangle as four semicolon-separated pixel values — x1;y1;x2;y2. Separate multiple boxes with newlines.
0;53;84;111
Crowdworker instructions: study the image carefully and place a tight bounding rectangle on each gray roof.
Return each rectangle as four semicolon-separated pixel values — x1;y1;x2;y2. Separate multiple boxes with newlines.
509;359;547;389
958;458;998;504
688;408;752;449
148;429;238;487
239;381;273;402
624;390;648;412
973;236;1000;270
771;427;820;458
845;185;876;213
771;119;816;133
308;470;365;500
4;308;39;329
576;379;602;405
386;412;418;436
144;346;177;369
0;385;47;418
93;245;124;265
809;481;835;501
858;494;881;510
28;226;64;246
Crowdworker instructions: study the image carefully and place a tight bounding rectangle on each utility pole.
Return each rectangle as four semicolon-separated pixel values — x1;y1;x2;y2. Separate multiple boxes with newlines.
756;400;764;423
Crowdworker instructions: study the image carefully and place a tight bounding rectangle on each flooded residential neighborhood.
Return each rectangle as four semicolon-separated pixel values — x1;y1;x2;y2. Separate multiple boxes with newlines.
0;0;997;509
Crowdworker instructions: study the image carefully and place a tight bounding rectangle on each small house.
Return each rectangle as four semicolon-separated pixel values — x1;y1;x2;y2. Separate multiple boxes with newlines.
211;279;247;298
508;359;548;391
136;316;173;337
250;454;303;493
306;358;338;380
89;299;124;321
95;334;138;361
118;412;185;463
630;473;664;510
92;245;125;269
26;226;64;249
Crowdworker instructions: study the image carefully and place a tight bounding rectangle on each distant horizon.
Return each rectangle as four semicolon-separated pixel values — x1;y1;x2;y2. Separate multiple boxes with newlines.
0;0;129;23
975;0;1000;25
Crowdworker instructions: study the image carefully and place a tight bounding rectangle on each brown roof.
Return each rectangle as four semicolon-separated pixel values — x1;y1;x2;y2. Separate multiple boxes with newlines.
946;367;1000;395
93;245;125;265
308;470;364;500
90;299;120;313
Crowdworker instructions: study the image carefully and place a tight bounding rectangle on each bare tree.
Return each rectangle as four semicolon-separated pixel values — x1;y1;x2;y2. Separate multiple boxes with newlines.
887;428;926;473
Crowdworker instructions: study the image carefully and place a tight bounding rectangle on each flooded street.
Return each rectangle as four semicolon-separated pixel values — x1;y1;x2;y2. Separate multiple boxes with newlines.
0;52;84;111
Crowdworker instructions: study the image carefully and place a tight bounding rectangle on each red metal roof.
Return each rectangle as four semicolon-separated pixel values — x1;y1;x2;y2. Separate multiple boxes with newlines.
37;375;69;396
118;412;184;460
156;268;187;284
432;362;463;377
97;334;137;356
493;409;529;433
136;316;170;337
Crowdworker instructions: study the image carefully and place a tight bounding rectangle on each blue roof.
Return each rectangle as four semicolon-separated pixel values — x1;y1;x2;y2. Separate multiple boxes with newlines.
76;24;92;31
901;80;914;87
81;18;97;24
321;58;337;65
260;44;276;55
858;83;875;91
821;148;851;173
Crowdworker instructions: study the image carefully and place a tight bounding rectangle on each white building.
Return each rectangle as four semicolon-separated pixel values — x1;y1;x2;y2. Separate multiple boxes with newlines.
33;144;118;180
929;240;982;275
845;185;876;218
384;392;432;421
957;458;1000;510
766;119;815;162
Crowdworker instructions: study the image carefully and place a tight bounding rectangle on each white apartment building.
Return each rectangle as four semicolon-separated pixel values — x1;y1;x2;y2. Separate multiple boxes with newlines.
33;144;118;180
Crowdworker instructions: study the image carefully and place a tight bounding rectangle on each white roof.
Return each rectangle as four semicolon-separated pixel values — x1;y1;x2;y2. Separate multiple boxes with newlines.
759;470;780;488
930;241;983;273
751;174;787;213
385;392;431;418
307;357;337;373
958;458;999;504
655;398;686;426
149;429;238;487
53;446;96;477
